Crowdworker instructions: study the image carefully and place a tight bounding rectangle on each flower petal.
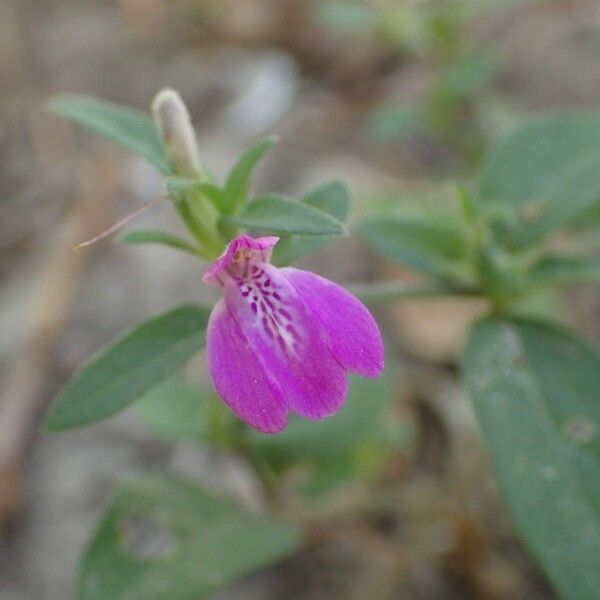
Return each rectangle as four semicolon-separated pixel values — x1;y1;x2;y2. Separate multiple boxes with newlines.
281;268;384;378
206;300;288;433
203;235;279;287
223;265;349;421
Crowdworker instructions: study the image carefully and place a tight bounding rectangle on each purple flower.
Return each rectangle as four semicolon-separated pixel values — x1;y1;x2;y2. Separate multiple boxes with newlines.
203;235;384;433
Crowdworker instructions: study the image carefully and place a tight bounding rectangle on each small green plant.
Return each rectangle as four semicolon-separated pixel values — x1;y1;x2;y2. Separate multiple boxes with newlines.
44;89;600;600
44;91;399;599
358;111;600;600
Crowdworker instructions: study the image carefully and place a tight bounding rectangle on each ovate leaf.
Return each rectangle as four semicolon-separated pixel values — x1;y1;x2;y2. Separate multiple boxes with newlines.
44;305;210;430
358;214;469;280
77;475;300;600
517;154;600;245
118;230;201;256
479;112;600;206
302;180;351;221
48;95;170;174
462;318;600;600
528;254;600;288
478;113;600;244
272;181;351;265
222;195;347;236
223;137;277;213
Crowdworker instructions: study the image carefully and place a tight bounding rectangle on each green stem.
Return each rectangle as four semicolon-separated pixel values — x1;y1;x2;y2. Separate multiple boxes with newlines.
174;193;223;259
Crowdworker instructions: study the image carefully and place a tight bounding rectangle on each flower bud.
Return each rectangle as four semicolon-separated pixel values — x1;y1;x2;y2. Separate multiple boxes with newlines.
151;88;203;178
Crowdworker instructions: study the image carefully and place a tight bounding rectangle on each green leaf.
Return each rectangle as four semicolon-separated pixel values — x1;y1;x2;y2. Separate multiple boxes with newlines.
165;177;226;210
479;112;600;204
223;137;277;213
508;287;564;324
517;153;600;245
462;318;600;600
134;379;212;442
357;214;469;280
302;180;351;221
118;230;201;256
44;305;211;431
222;195;347;236
527;254;600;287
48;95;170;174
272;181;351;265
77;474;300;600
478;113;600;242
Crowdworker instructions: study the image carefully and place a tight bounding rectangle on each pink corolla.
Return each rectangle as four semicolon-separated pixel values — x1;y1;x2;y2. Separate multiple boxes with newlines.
203;235;384;433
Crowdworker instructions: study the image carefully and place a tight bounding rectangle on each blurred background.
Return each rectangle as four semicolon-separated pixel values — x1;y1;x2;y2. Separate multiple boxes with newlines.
1;0;600;598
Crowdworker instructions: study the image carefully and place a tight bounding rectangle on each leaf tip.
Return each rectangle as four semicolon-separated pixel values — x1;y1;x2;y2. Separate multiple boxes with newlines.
41;409;64;434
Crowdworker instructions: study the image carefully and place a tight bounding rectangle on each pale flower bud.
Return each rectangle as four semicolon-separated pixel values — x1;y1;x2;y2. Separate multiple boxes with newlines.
152;88;203;178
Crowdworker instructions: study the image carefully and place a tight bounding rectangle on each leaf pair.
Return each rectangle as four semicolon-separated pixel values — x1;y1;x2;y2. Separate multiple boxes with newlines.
145;180;349;260
359;113;600;298
50;95;349;253
163;170;349;245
